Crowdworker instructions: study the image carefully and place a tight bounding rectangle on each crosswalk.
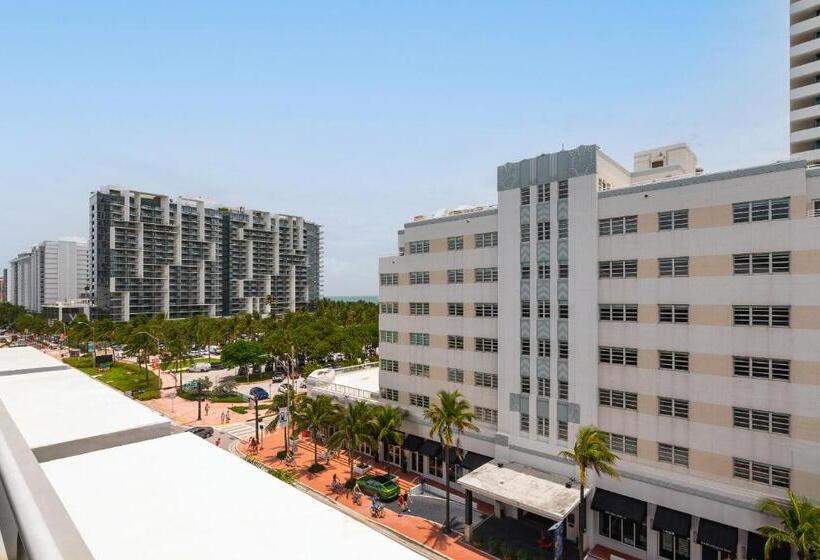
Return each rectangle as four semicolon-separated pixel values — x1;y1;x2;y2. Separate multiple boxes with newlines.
218;421;258;440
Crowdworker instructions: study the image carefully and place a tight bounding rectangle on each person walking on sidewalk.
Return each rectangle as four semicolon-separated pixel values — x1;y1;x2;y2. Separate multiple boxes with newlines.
397;493;405;516
402;490;411;513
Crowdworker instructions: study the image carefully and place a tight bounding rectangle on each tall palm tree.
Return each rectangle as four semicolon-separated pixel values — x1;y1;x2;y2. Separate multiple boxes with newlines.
559;425;620;560
328;401;375;481
267;382;304;452
425;390;479;533
292;395;336;466
758;492;820;560
371;405;407;470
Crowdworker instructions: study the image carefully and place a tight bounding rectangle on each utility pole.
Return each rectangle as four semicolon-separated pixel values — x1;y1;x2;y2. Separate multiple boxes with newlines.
196;379;202;421
254;395;260;443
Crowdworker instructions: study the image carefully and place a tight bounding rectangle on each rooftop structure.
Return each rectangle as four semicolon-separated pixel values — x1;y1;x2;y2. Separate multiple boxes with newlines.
306;362;381;403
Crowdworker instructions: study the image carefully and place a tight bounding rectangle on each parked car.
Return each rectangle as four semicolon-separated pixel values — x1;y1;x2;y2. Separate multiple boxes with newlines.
189;362;211;372
238;365;249;376
249;387;269;400
181;380;207;393
271;371;285;382
209;361;224;370
355;474;400;501
186;426;214;439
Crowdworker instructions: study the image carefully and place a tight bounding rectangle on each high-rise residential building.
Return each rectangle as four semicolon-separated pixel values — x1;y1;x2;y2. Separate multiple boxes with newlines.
0;269;7;303
789;0;820;162
379;144;819;560
89;187;321;322
7;240;89;313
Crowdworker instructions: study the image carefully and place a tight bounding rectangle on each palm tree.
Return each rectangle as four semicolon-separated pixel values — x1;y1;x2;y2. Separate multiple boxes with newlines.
559;425;620;560
758;492;820;559
293;395;336;466
328;401;375;481
425;390;479;533
371;405;407;470
267;382;304;453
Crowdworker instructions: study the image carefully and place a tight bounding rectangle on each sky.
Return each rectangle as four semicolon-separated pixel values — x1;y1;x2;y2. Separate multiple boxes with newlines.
0;1;788;296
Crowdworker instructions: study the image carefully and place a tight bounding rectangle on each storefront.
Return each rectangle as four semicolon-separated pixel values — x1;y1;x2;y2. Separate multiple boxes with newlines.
653;506;691;560
591;488;648;553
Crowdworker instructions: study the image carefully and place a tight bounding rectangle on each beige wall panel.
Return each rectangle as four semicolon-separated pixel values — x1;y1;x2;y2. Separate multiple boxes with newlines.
637;439;656;462
689;353;733;377
791;306;820;330
638;258;657;279
430;303;448;316
791;361;820;385
792;470;820;500
429;270;447;284
792;415;820;443
463;235;476;250
430;238;447;252
690;449;732;478
638;304;657;323
638;349;658;370
637;213;657;233
690;204;732;229
690;402;733;427
690;305;733;327
690;255;733;277
791;194;809;220
792;250;820;274
637;393;655;415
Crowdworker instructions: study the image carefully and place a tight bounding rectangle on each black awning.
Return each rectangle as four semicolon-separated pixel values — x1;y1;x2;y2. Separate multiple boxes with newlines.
436;446;461;464
590;488;646;523
697;518;738;553
418;439;442;458
461;452;493;471
652;506;691;537
402;434;424;452
747;532;791;560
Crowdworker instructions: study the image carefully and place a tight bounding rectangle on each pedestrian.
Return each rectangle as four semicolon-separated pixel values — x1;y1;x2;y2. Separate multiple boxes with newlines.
204;402;210;416
220;411;225;424
215;437;221;447
225;410;231;423
397;493;405;516
402;490;411;513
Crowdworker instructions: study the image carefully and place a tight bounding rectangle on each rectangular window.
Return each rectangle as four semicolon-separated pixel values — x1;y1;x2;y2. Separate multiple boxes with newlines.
380;359;399;372
447;368;464;383
409;394;430;408
733;305;790;327
474;231;498;248
733;457;791;488
521;186;531;205
733;407;790;435
599;259;638;278
538;377;550;397
537;338;550;357
607;432;638;456
474;267;498;282
520;223;530;243
658;304;689;323
380;302;398;314
733;197;790;223
409;332;430;346
558;420;568;440
475;303;498;318
521;300;531;318
521;263;531;279
474;371;498;388
658;443;689;467
448;302;464;317
521;376;531;394
558;180;568;200
521;338;531;356
409;363;430;377
537;416;549;436
380;273;398;286
474;406;498;425
447;269;464;284
658;351;689;372
658;257;689;277
658;209;689;231
559;261;569;279
598;511;647;551
558;219;568;239
409;302;429;315
537;221;550;241
733;252;791;274
559;304;568;319
408;240;430;254
537;184;550;203
558;380;569;400
599;304;638;322
559;340;568;359
537;300;550;319
380;330;398;344
599;215;638;235
733;356;790;381
475;337;498;353
598;389;638;410
538;262;550;279
520;412;530;432
658;397;689;418
409;271;430;284
599;346;638;366
447;335;464;350
447;236;463;251
380;387;399;401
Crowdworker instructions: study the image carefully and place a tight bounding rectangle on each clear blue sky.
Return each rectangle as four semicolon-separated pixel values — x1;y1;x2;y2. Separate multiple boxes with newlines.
0;1;788;296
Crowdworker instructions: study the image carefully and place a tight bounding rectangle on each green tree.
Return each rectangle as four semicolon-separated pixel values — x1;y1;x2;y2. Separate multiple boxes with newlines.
292;395;337;466
424;390;479;533
220;339;265;381
559;425;620;560
371;405;407;471
328;401;375;481
758;492;820;560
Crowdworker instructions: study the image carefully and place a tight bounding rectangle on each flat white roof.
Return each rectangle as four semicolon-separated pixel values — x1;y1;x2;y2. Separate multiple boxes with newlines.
0;347;68;375
334;365;380;393
42;433;423;560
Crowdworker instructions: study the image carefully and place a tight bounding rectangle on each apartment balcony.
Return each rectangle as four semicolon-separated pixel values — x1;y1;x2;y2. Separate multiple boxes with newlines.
790;79;820;102
792;13;820;37
790;125;820;144
791;0;820;19
791;103;820;124
791;146;820;161
791;37;820;65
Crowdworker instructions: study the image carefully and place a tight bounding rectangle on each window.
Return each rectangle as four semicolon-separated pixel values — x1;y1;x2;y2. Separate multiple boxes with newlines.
409;332;429;346
733;458;790;488
447;269;464;284
658;209;689;231
521;186;531;205
733;408;790;435
448;302;464;317
380;359;398;372
537;300;550;319
447;368;464;383
380;273;398;286
521;376;530;394
520;223;530;243
380;302;398;314
474;231;498;248
409;271;430;284
447;236;463;251
380;330;398;344
599;511;647;551
658;304;689;323
559;340;568;359
733;305;790;327
599;389;638;410
475;338;498;353
659;530;690;560
559;261;569;279
474;371;498;388
558;179;568;199
599;346;638;366
380;387;399;401
558;380;569;399
559;304;568;319
537;338;550;357
538;262;550;279
599;304;638;322
658;257;689;277
607;432;638;456
733;356;790;381
537;221;550;241
558;219;568;239
599;259;638;278
521;263;530;279
733;197;790;223
733;252;790;274
520;413;530;432
537;183;550;203
387;444;402;465
475;303;498;318
474;407;498;425
537;416;549;436
658;397;689;418
409;394;430;408
658;351;689;372
599;215;638;235
558;420;568;440
409;302;429;315
538;377;550;397
409;363;430;377
409;240;430;254
521;338;531;356
521;300;531;318
474;267;498;282
447;335;464;350
658;443;689;467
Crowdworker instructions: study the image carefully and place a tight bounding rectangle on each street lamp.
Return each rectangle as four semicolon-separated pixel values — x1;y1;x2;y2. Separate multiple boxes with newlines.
134;331;163;388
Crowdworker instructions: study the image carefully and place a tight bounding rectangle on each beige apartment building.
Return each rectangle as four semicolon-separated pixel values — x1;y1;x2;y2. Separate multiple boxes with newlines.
378;143;819;560
790;0;820;162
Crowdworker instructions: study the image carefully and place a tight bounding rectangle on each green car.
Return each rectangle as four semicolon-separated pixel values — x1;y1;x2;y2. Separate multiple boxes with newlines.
356;474;400;501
